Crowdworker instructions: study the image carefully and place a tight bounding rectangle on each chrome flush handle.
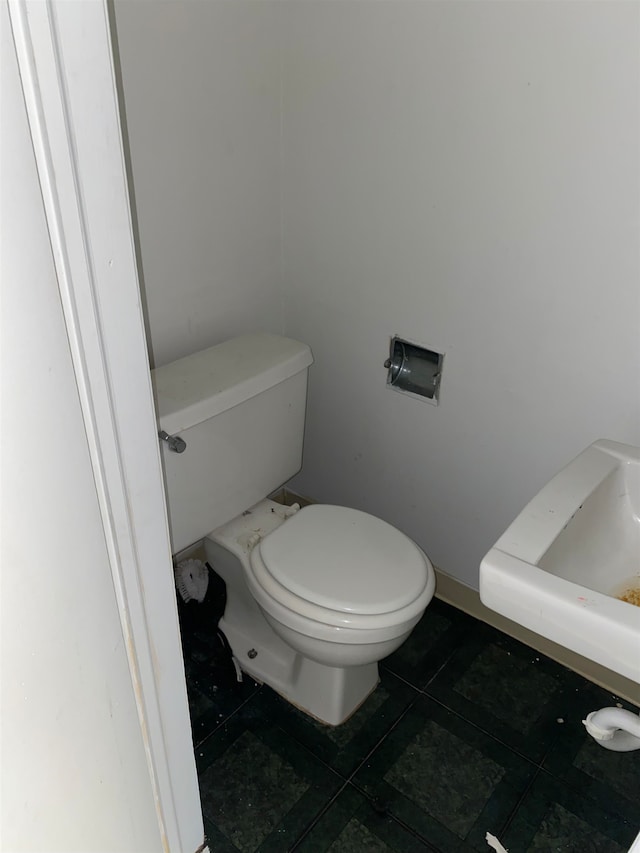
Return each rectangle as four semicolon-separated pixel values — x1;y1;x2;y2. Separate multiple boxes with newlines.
158;430;186;453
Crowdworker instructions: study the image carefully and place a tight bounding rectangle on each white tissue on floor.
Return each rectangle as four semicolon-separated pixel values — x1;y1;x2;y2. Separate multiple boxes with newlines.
174;558;209;603
485;832;509;853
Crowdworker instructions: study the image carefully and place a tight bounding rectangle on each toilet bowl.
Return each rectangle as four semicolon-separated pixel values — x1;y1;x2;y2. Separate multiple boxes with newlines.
205;499;435;725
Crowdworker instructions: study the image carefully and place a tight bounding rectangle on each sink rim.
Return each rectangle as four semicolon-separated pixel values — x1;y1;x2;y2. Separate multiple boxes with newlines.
480;439;640;684
481;549;640;682
492;439;640;567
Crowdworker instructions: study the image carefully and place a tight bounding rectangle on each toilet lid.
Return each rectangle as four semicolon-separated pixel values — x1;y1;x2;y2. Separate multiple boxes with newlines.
253;505;428;615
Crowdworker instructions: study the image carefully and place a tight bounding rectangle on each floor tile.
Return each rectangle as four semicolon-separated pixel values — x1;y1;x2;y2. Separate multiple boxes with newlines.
502;770;637;852
261;670;418;778
425;623;580;763
184;657;261;747
381;598;472;689
294;785;435;852
198;696;343;852
205;729;308;849
353;694;536;852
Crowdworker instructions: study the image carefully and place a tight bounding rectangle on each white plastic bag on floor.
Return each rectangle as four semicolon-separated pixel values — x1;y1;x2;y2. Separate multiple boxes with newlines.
174;559;209;603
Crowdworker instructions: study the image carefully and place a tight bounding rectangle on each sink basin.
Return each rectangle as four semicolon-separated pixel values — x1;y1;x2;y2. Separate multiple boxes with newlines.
480;440;640;683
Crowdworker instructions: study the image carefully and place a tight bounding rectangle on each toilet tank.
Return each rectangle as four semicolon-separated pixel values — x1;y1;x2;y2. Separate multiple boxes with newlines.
151;333;313;553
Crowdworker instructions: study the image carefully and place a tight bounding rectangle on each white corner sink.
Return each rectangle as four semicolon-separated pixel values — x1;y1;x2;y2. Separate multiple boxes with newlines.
480;440;640;683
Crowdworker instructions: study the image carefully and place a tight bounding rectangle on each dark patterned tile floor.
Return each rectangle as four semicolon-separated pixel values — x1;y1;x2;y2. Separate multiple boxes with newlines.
179;597;640;852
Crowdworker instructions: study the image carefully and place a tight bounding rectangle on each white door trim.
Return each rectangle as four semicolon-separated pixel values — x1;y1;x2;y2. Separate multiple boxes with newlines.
7;2;204;850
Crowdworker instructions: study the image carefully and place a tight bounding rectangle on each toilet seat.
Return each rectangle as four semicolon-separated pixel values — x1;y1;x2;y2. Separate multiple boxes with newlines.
248;505;433;634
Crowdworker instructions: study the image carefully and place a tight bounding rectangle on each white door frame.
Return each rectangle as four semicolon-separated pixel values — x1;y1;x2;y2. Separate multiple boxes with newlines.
7;2;204;850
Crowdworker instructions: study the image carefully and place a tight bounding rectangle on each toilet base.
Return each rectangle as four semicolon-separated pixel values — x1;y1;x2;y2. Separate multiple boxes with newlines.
219;613;380;726
205;500;409;725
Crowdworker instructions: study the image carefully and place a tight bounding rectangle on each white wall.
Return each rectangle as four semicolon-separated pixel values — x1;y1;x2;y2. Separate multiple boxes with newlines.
282;1;640;587
1;8;162;849
113;0;282;367
114;1;640;591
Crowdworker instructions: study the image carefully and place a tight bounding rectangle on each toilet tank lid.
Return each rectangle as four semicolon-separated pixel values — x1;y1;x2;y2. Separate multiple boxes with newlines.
151;333;313;435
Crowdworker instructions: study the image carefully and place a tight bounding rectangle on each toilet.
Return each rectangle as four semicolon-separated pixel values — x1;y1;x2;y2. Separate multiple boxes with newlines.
153;333;435;725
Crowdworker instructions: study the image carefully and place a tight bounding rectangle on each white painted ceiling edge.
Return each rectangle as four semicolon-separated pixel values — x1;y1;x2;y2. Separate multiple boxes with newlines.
7;1;203;850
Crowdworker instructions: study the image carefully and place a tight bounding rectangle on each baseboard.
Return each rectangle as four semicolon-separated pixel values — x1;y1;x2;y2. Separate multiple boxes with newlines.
435;567;640;706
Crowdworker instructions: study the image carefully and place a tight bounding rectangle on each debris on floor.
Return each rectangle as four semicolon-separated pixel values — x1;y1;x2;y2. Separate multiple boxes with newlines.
486;832;509;852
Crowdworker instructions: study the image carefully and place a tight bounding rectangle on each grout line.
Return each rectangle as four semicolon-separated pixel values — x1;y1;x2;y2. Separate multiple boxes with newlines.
270;683;423;786
387;814;442;852
415;690;542;770
378;665;420;691
422;649;459;689
343;693;423;785
499;763;544;839
380;634;463;692
273;726;350;782
347;775;443;852
192;684;264;752
268;684;426;840
290;777;444;853
378;664;426;694
288;779;352;851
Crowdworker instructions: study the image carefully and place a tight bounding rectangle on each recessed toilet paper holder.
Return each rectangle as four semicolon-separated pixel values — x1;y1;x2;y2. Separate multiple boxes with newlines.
384;336;444;404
